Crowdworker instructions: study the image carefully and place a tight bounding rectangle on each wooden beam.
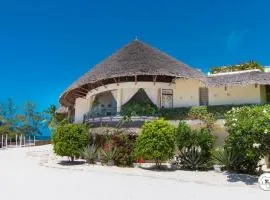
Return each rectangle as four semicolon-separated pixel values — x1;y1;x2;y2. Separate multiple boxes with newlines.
100;80;107;89
91;82;98;91
153;75;157;85
113;78;119;86
73;93;85;98
135;75;137;85
75;91;87;95
78;87;89;93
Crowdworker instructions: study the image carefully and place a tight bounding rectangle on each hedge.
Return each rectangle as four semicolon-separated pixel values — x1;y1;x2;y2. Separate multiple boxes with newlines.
159;104;256;120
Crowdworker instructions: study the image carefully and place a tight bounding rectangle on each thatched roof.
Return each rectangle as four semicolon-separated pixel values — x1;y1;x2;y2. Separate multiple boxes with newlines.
60;40;205;107
59;40;270;107
207;70;270;87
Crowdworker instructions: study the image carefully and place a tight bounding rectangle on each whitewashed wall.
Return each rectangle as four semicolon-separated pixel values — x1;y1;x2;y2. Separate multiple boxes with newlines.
208;85;261;105
74;98;89;123
173;79;201;107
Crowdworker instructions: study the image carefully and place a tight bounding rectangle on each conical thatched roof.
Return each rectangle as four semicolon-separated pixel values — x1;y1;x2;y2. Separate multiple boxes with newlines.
60;40;205;106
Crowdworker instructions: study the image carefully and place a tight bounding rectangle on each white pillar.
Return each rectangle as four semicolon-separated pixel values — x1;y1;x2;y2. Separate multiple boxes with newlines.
88;96;93;110
20;134;22;147
5;134;7;148
1;135;3;148
16;134;18;147
117;88;122;113
34;136;36;146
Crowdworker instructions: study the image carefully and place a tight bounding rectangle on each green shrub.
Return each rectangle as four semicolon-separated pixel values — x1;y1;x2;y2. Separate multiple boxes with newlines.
224;105;270;174
210;61;264;74
159;107;190;120
188;106;208;119
134;119;176;167
89;127;137;167
211;148;242;171
121;100;158;116
52;123;89;161
112;134;136;167
159;104;256;120
80;145;98;164
175;122;214;170
188;106;214;129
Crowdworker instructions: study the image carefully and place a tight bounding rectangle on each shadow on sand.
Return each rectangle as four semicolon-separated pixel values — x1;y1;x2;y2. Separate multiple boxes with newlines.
58;160;86;166
138;164;178;172
225;172;258;185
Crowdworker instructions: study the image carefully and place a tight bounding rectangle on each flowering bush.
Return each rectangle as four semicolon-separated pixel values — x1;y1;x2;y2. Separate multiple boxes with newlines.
225;105;270;173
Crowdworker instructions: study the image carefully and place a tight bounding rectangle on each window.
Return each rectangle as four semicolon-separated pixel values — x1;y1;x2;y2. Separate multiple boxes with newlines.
199;88;209;106
161;89;173;108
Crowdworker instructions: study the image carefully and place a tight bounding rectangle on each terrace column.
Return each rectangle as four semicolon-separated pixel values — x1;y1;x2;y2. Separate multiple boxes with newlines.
116;88;122;113
88;96;94;110
157;88;161;108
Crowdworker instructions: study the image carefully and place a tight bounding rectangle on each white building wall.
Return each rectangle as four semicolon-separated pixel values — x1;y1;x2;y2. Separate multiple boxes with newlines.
122;88;139;105
74;80;266;123
208;85;261;105
74;98;89;123
144;88;159;106
173;79;201;107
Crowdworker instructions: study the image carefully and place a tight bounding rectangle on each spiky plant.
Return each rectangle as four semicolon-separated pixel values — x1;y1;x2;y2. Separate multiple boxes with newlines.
212;148;241;171
100;147;118;165
179;146;208;170
80;145;98;164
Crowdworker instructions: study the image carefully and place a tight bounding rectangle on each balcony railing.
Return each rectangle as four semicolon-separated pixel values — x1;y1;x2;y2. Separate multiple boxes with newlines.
83;107;117;122
83;107;157;126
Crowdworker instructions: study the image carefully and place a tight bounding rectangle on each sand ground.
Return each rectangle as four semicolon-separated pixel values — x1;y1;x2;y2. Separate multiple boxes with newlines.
0;145;268;200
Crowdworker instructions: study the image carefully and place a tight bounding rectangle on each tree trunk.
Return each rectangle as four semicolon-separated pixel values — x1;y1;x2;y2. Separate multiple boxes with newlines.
70;156;75;162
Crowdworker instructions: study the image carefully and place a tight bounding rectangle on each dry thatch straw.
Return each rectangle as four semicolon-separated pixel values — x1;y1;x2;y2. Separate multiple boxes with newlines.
60;40;205;107
59;40;270;108
207;71;270;87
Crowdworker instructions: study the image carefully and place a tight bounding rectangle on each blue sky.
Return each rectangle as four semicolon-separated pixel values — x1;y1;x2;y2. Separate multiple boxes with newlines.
0;0;270;111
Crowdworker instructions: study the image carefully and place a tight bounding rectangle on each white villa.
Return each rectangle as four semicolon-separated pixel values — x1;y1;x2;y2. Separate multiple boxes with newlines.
58;40;270;124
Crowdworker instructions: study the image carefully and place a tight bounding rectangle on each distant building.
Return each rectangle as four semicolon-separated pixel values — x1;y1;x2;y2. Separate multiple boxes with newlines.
58;40;270;124
264;66;270;72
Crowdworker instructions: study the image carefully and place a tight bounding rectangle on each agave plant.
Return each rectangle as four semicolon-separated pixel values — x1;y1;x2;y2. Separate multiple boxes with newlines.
100;147;118;166
212;147;241;171
178;146;208;170
80;145;98;164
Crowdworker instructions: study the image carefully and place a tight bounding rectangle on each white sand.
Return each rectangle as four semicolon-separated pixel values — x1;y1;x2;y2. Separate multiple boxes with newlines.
0;145;268;200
